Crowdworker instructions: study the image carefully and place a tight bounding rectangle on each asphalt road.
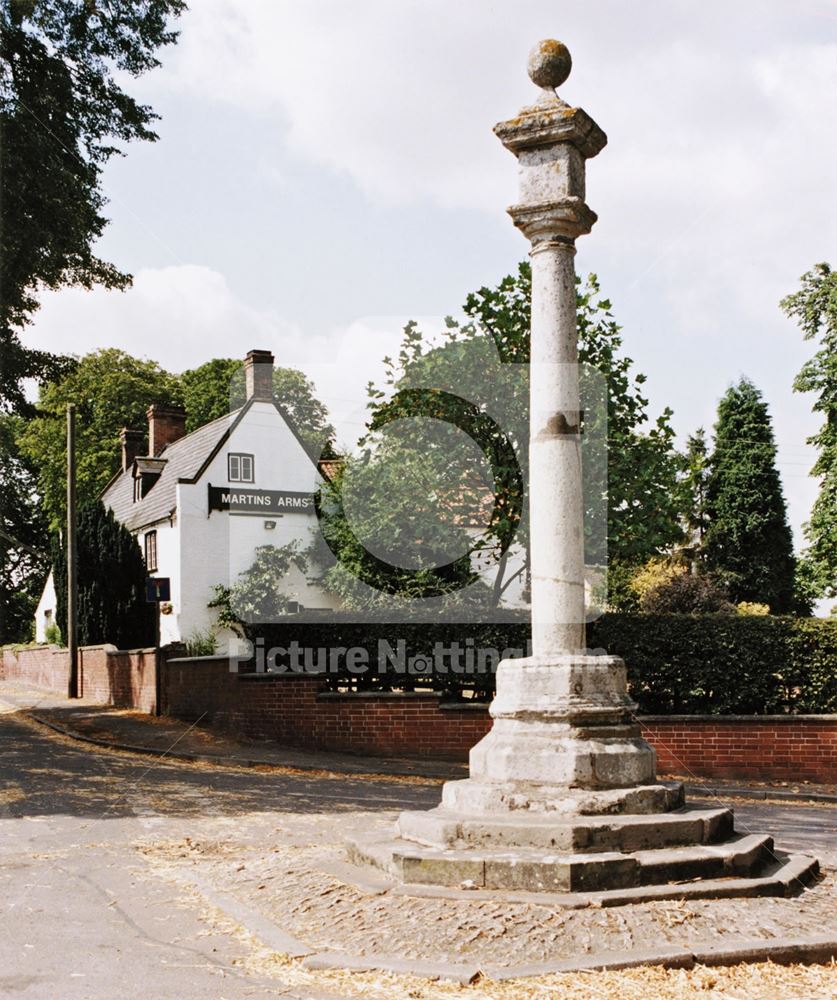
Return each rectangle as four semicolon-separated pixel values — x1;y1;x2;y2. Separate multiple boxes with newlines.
0;708;835;998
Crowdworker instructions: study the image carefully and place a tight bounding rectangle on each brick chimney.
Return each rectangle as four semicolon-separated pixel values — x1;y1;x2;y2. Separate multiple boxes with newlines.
120;428;145;472
244;349;274;401
147;404;186;456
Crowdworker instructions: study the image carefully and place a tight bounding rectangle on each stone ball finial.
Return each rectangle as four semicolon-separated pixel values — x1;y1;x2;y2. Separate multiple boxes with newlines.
527;39;572;91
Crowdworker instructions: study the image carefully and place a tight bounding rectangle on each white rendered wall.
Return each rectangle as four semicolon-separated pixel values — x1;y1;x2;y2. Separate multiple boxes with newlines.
175;401;339;651
34;571;57;643
140;520;180;645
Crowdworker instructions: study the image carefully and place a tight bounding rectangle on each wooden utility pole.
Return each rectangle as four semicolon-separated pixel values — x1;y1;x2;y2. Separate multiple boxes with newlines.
67;403;79;699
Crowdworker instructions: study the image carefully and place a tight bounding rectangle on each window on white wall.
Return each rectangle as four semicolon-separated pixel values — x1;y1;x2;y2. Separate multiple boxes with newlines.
228;453;254;483
144;530;158;572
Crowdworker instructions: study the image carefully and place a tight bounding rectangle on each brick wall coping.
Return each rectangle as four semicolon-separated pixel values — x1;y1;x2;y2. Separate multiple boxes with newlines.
166;654;235;664
12;643;156;655
639;714;837;723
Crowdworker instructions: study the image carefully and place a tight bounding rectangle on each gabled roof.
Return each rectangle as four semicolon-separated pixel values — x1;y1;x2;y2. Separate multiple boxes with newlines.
102;409;242;531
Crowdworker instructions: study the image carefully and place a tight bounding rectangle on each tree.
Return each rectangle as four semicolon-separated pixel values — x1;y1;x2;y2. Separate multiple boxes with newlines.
704;378;796;612
210;542;309;633
0;0;185;413
19;349;182;531
679;427;711;561
316;453;487;613
0;414;49;641
363;265;683;607
781;262;837;601
180;359;336;455
52;500;153;648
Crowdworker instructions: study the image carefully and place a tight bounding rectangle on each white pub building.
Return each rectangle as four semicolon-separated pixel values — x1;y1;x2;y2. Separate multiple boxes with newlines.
36;351;341;650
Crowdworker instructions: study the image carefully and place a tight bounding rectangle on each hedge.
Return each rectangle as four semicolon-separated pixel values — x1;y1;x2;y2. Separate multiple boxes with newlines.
239;613;837;715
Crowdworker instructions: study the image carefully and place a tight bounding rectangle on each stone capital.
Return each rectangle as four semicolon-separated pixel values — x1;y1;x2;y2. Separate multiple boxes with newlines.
508;199;597;246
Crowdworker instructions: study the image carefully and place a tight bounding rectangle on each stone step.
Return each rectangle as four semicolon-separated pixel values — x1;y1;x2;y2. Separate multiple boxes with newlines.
398;805;734;854
347;831;775;893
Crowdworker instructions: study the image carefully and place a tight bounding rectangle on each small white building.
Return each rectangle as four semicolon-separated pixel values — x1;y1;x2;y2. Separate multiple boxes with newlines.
36;350;340;651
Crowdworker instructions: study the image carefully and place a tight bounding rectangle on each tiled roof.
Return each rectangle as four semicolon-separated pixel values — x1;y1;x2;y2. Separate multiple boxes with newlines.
102;409;241;531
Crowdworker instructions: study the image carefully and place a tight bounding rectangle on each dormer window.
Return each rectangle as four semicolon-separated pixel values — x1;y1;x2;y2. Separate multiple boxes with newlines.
228;453;254;483
132;457;167;501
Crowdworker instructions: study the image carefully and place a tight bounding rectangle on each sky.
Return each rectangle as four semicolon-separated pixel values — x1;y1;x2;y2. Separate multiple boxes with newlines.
25;0;837;563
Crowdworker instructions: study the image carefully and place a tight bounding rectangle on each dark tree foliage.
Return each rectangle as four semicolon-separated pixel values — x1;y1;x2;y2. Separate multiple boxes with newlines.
781;262;837;601
704;378;796;612
19;348;182;531
53;500;153;648
0;413;49;641
0;0;185;412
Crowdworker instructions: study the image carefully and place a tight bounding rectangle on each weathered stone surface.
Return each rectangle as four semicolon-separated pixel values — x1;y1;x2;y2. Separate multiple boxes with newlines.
397;805;733;853
440;778;684;816
349;831;785;894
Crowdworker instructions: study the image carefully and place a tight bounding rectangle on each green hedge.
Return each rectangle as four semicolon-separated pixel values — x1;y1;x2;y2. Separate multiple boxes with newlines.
591;614;837;715
241;613;837;715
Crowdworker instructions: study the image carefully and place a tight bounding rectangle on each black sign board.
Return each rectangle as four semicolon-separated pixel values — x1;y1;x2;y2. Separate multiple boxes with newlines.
146;577;171;603
208;484;315;516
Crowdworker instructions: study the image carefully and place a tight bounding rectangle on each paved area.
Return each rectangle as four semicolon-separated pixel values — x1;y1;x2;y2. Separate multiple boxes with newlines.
1;684;836;997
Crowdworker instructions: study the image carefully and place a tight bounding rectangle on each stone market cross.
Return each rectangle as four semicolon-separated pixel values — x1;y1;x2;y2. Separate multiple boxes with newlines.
349;40;818;899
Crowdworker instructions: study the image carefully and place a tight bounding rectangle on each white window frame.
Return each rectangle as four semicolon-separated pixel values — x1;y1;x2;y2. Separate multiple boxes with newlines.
228;452;254;483
144;530;158;572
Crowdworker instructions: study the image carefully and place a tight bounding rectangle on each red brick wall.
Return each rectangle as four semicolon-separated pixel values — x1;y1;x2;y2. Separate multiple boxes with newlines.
163;658;489;757
0;645;158;713
0;645;68;691
79;647;158;713
640;716;837;785
162;657;837;782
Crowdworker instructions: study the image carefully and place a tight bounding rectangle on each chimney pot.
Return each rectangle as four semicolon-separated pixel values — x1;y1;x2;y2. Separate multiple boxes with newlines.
120;428;145;472
147;403;187;456
244;349;274;401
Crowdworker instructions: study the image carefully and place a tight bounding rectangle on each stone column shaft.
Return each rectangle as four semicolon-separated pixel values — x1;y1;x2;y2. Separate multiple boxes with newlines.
529;239;586;656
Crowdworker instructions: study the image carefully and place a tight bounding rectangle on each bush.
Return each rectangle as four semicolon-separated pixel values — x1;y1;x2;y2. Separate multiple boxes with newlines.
236;612;837;715
44;622;62;645
640;573;734;614
183;629;217;657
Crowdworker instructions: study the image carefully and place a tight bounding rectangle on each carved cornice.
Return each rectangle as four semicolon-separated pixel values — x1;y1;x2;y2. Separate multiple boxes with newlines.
494;101;607;160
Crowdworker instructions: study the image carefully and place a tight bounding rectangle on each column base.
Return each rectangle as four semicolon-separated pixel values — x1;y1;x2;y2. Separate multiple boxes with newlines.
345;653;818;896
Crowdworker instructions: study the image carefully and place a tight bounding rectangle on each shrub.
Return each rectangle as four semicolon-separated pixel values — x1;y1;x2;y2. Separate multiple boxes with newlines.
183;629;217;657
640;572;735;614
44;622;62;645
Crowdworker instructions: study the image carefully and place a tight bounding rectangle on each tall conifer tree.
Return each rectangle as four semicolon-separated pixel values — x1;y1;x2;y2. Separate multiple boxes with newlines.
704;379;795;612
53;501;153;648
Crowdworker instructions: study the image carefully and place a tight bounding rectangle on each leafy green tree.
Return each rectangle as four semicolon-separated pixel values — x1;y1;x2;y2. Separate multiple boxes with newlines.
52;500;153;648
0;414;49;641
362;265;682;606
704;378;796;612
0;0;185;413
19;349;182;531
781;262;837;601
316;446;487;612
180;359;336;455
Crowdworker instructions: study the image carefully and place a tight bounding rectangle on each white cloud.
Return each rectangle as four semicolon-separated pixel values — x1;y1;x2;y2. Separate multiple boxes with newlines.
30;265;285;372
